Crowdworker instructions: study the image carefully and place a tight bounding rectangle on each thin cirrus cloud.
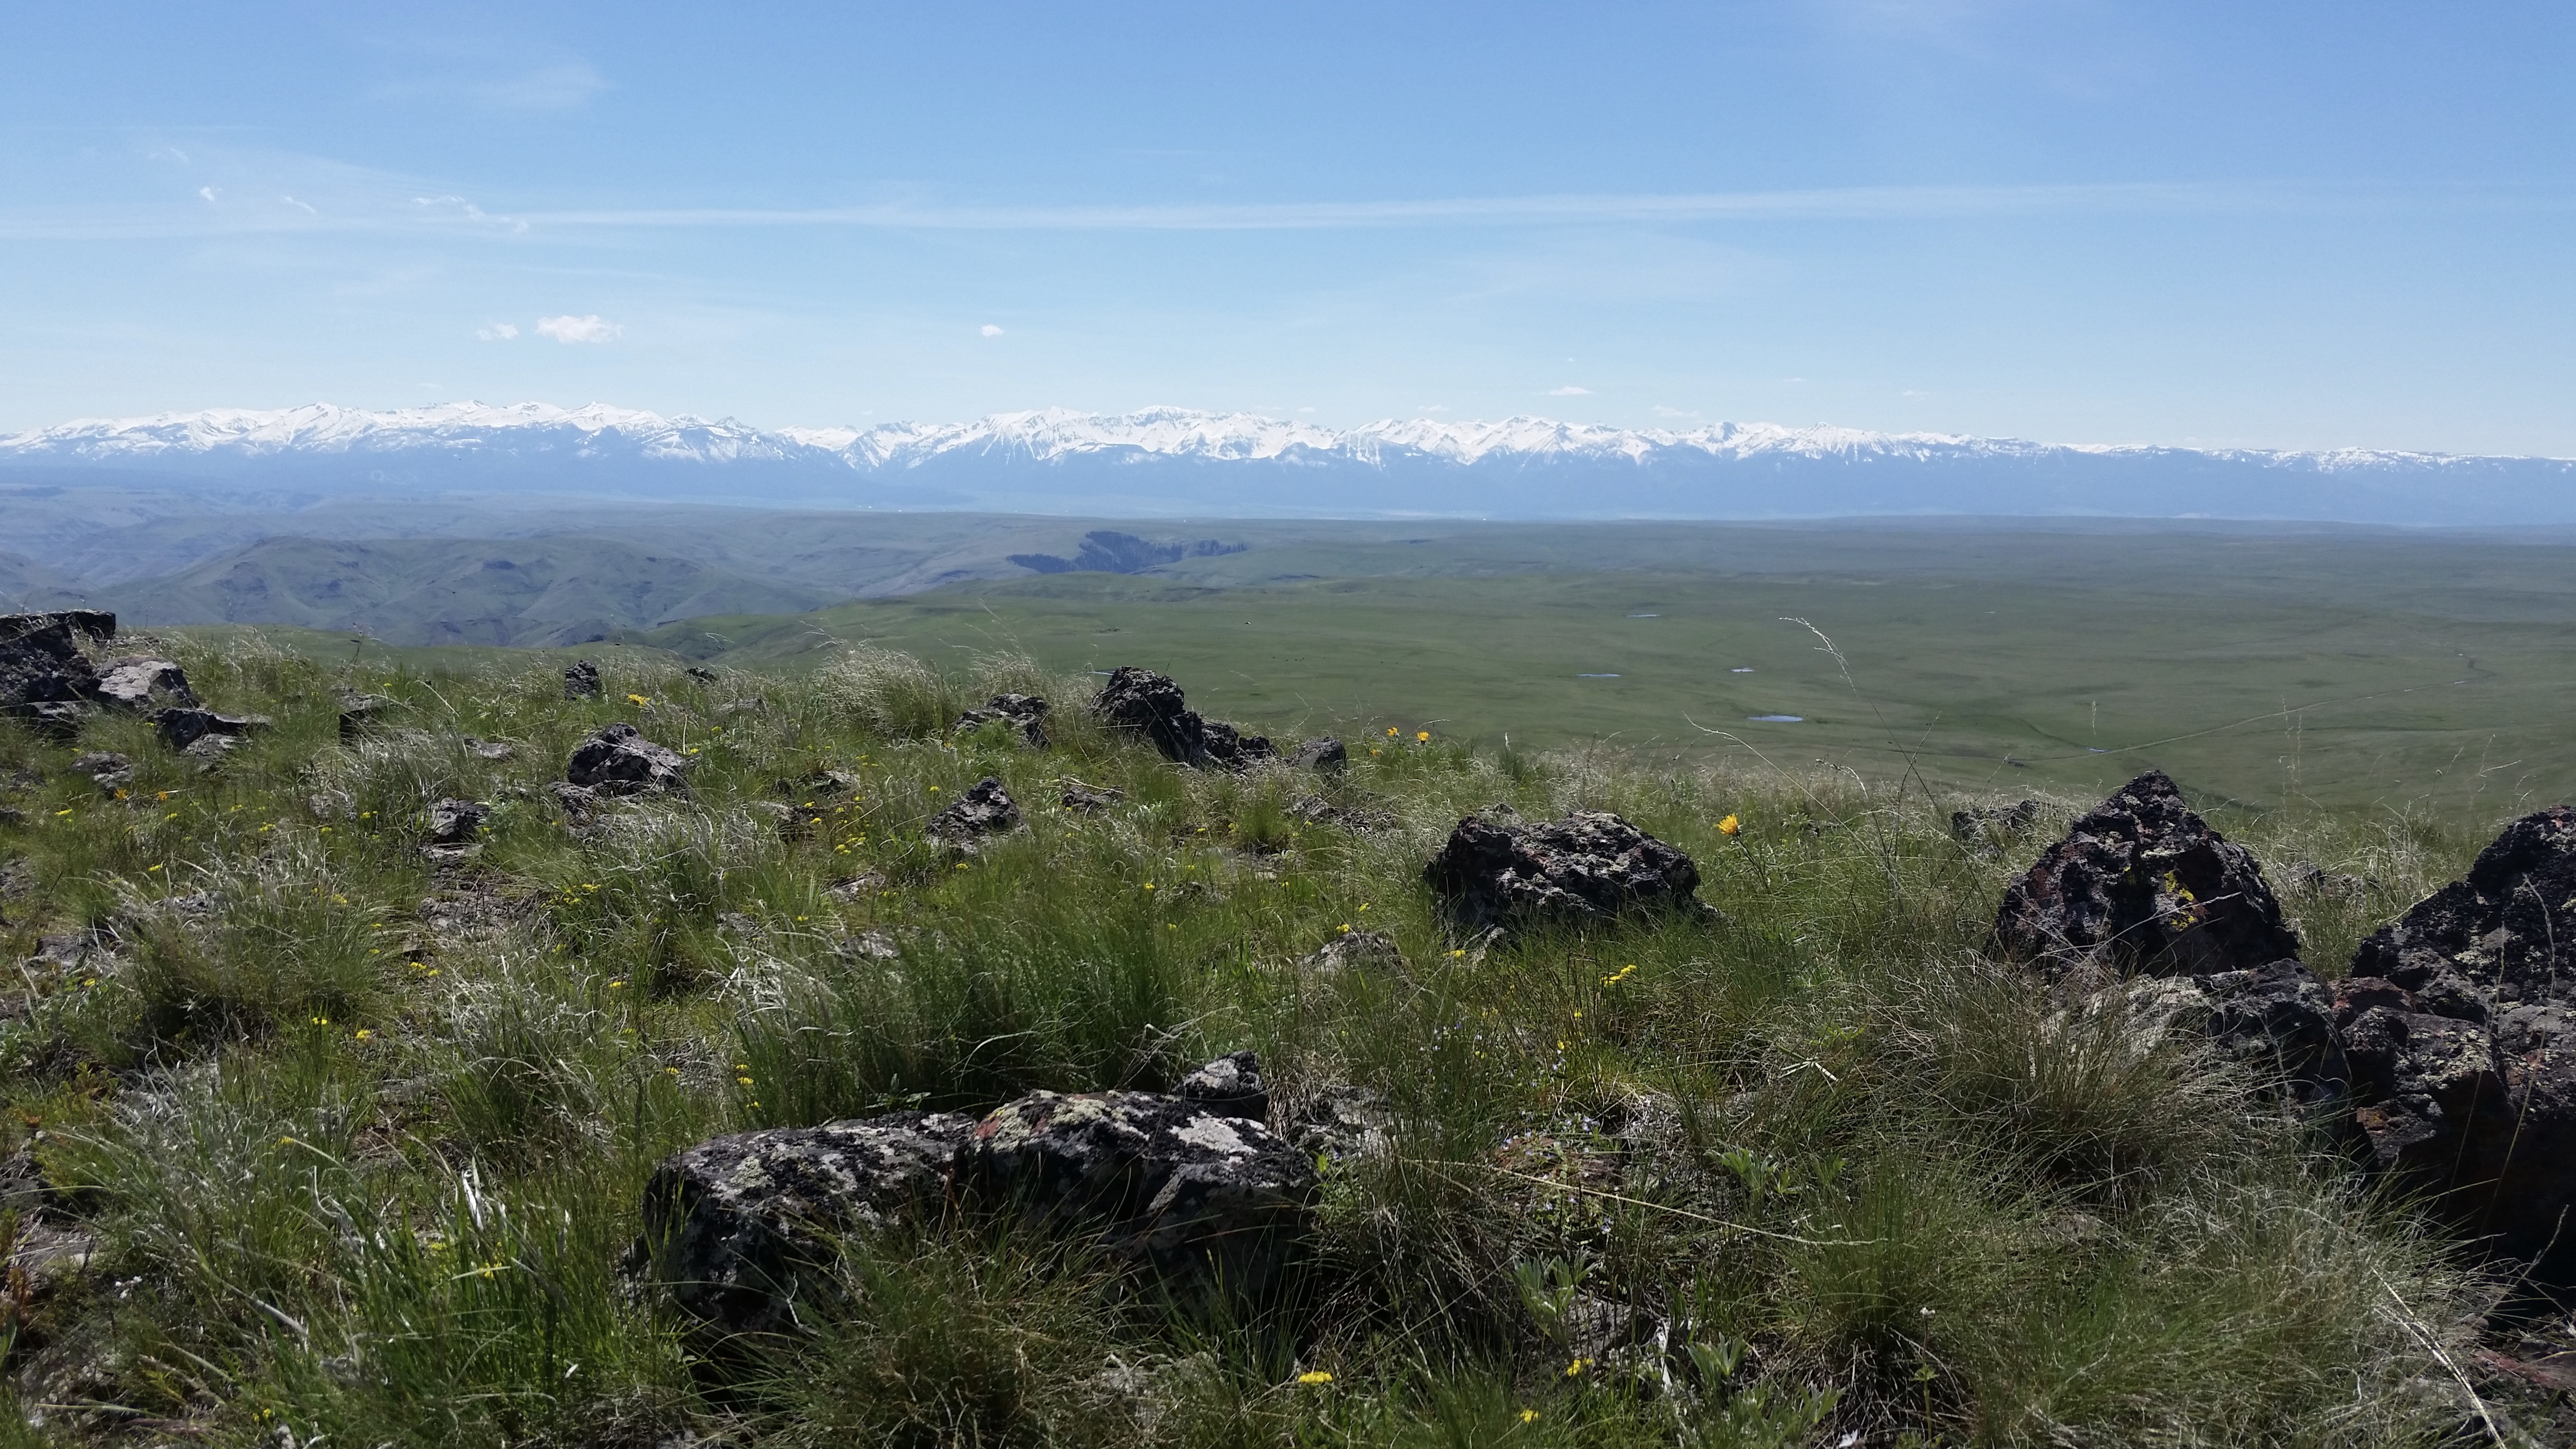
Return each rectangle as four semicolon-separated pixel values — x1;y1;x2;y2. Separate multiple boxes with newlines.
980;324;1004;337
1549;386;1591;396
0;177;2557;244
535;315;620;344
474;323;518;342
371;61;609;113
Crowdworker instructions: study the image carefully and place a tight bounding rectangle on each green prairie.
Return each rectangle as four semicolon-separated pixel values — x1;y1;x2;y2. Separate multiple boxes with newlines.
625;522;2576;813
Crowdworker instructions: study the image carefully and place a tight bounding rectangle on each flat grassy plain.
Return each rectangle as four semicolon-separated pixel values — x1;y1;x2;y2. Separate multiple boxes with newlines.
628;522;2576;813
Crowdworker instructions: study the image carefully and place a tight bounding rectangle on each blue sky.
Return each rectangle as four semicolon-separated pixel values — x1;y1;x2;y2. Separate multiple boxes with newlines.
3;2;2571;453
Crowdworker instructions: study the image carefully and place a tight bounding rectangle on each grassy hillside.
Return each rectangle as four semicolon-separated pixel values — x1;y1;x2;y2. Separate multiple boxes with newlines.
0;631;2542;1445
626;531;2576;812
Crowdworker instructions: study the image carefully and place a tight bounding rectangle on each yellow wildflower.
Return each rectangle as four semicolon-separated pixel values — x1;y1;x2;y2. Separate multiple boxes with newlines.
627;694;650;706
1520;1408;1538;1423
1416;731;1429;742
1717;814;1741;836
1296;1370;1333;1385
1564;1356;1590;1378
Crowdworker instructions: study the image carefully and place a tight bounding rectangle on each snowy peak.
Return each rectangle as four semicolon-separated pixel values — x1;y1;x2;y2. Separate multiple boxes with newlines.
0;400;2537;474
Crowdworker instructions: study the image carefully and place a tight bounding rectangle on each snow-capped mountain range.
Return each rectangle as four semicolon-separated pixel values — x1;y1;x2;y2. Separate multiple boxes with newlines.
4;400;2571;524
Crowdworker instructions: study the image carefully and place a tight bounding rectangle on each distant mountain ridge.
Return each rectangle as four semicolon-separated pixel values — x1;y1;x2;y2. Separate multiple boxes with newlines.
6;401;2574;524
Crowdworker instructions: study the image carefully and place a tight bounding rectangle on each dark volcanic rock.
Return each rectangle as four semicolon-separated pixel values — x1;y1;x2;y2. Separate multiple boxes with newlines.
970;1088;1317;1295
424;798;488;847
565;722;692;796
640;1112;976;1337
2351;806;2576;1012
0;614;100;727
1289;737;1348;775
1201;720;1276;769
151;707;269;753
2330;977;2576;1268
1175;1050;1269;1123
641;1059;1323;1337
1994;770;2299;976
2197;959;2349;1107
1094;666;1207;767
0;611;112;646
92;657;193;712
926;776;1024;852
1424;809;1706;934
2331;808;2576;1272
953;693;1050;748
563;659;603;699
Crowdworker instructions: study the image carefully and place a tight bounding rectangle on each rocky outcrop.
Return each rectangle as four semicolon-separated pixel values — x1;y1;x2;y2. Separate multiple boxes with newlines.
926;776;1024;852
1202;721;1277;769
641;1056;1318;1339
954;693;1050;748
1090;667;1273;772
1094;666;1206;767
2328;808;2576;1270
68;752;131;792
1424;809;1706;934
1995;770;2298;977
640;1112;977;1338
2351;807;2576;1014
565;722;692;796
92;657;192;712
970;1088;1316;1296
0;614;102;731
563;659;603;699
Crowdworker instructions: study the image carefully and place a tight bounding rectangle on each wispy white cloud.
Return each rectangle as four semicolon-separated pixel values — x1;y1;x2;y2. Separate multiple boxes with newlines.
1549;385;1591;396
475;322;519;341
279;195;317;215
519;180;2358;233
536;314;620;344
474;61;608;111
197;187;217;204
980;324;1004;337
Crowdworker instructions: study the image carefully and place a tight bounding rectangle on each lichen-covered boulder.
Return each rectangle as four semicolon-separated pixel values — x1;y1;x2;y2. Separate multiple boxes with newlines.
1201;720;1276;769
562;659;603;699
1995;770;2298;976
565;722;691;796
1423;810;1705;934
92;657;192;712
639;1112;976;1338
970;1088;1317;1296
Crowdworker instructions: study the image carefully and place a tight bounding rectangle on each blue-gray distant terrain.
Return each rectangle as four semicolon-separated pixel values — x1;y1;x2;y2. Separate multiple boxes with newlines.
5;401;2573;524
